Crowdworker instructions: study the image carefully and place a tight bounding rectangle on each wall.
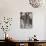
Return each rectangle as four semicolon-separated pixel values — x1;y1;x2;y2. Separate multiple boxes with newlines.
0;0;46;40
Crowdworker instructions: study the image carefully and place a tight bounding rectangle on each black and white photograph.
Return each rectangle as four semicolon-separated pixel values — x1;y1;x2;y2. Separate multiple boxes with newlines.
29;0;43;8
20;12;32;29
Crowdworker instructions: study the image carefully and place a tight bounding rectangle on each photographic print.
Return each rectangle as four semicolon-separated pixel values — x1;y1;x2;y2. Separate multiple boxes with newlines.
29;0;43;8
20;12;32;29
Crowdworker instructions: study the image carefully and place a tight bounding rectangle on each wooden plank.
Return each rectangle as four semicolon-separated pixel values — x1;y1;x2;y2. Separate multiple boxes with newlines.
24;43;28;46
